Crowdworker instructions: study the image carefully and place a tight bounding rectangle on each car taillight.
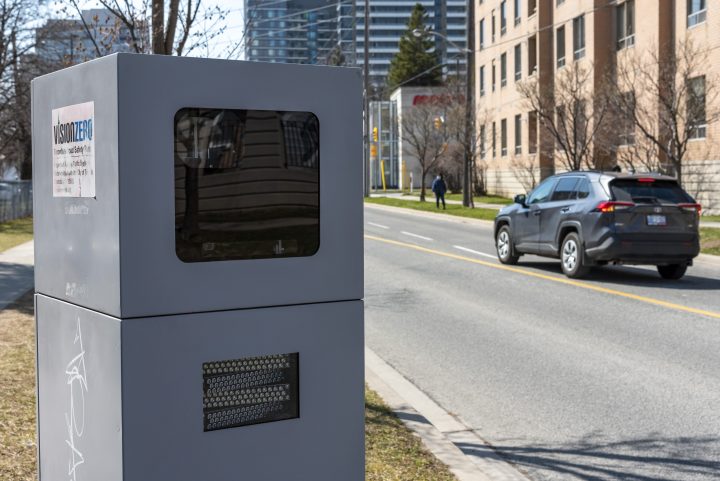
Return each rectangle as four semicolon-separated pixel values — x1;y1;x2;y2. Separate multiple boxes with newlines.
637;177;656;183
678;203;702;214
595;201;635;213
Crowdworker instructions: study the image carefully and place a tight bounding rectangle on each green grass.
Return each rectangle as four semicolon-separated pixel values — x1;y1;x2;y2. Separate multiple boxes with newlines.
0;218;33;254
401;191;512;205
0;292;457;481
366;197;499;221
701;215;720;223
445;193;513;205
700;227;720;256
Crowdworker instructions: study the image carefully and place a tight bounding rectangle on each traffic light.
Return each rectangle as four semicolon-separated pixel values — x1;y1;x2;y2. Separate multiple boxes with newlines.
433;116;444;130
372;127;378;142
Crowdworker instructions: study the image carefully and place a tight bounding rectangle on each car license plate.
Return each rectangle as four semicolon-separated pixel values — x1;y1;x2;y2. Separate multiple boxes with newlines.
647;214;667;226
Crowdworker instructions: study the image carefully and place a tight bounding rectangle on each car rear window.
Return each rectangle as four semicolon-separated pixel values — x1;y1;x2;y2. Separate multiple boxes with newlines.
610;179;693;204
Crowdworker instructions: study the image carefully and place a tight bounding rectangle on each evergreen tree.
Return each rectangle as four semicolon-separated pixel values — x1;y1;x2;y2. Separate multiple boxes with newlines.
387;3;442;90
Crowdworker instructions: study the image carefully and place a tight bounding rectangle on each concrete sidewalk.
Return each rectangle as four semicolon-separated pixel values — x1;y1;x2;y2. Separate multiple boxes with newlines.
0;240;34;310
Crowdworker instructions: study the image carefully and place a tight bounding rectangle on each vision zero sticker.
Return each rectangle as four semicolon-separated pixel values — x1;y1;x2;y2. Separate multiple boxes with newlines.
52;102;95;197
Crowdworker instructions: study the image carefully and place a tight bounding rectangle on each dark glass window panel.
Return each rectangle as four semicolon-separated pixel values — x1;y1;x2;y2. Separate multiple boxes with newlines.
174;109;319;262
575;178;591;199
610;180;694;204
551;177;579;201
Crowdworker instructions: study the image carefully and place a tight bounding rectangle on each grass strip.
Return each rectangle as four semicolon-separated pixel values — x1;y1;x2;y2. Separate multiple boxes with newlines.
0;293;457;481
700;227;720;256
366;197;499;221
0;218;33;254
365;387;457;481
445;193;512;205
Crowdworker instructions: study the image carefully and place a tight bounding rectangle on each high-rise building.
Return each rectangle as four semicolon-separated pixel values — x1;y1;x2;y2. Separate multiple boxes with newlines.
244;0;337;64
475;0;720;213
244;0;467;87
351;0;468;87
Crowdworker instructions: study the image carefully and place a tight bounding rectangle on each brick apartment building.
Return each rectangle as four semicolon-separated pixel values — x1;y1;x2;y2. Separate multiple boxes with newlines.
475;0;719;213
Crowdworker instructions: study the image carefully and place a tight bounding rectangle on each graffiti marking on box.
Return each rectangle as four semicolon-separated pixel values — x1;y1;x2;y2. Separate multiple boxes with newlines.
52;102;95;198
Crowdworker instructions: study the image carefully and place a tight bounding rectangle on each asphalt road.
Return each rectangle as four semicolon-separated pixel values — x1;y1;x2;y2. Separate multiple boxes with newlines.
364;203;720;481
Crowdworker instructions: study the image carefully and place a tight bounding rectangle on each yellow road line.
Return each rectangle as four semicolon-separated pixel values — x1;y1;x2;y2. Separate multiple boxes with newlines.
365;234;720;320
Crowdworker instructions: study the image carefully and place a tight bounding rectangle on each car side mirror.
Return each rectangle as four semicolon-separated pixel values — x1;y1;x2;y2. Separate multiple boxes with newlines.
514;194;527;206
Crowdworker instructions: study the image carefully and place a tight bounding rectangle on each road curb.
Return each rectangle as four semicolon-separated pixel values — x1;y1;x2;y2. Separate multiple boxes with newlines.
365;347;531;481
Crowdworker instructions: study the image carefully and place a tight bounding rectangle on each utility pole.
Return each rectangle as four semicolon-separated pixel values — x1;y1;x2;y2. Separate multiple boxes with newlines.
363;0;370;197
462;0;474;208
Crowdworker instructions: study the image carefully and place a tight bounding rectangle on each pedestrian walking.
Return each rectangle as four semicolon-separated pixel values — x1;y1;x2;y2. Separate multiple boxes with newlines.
431;174;447;209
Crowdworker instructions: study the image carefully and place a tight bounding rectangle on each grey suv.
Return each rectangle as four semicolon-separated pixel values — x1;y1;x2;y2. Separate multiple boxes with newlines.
494;172;701;279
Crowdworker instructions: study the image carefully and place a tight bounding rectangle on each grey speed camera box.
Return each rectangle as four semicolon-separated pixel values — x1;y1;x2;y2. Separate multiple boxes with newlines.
32;54;364;481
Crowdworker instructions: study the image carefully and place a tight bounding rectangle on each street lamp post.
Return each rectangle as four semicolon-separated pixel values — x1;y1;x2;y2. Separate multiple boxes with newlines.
363;0;370;197
412;28;474;207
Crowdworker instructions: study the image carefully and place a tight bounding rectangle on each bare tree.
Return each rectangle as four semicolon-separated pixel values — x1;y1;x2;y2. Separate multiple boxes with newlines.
442;79;492;201
63;0;225;57
401;101;451;201
613;39;720;186
0;0;41;179
509;154;539;193
517;61;614;172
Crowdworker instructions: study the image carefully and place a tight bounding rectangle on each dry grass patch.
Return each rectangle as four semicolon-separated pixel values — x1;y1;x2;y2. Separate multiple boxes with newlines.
0;291;36;481
365;388;457;481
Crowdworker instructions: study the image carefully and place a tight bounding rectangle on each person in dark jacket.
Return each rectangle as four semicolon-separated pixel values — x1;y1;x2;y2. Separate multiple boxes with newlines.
431;174;447;209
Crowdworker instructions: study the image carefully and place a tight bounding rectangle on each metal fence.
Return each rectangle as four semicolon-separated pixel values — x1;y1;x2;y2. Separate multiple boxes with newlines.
0;180;33;223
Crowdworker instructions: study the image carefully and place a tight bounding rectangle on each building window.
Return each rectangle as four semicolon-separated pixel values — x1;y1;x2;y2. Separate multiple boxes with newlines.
492;10;496;42
479;18;485;49
616;0;635;50
501;53;507;87
514;0;521;25
619;91;636;145
480;65;485;96
501;119;508;156
528;35;537;75
557;0;565;5
514;44;522;81
514;114;522;155
528;111;538;154
480;125;486;159
556;26;565;68
529;0;537;16
573;15;585;59
688;76;707;139
492;122;497;157
492;60;496;91
688;0;707;27
500;1;507;35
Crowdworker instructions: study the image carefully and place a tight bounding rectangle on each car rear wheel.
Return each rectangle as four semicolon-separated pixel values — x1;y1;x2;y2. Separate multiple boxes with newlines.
561;233;590;279
657;263;687;280
496;226;520;265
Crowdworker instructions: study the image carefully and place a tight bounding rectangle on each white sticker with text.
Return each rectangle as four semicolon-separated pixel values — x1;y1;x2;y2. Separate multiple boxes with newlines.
52;102;95;197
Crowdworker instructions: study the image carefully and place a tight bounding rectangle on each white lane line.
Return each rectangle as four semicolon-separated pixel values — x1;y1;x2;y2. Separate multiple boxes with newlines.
368;222;390;229
401;231;434;241
453;245;497;259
